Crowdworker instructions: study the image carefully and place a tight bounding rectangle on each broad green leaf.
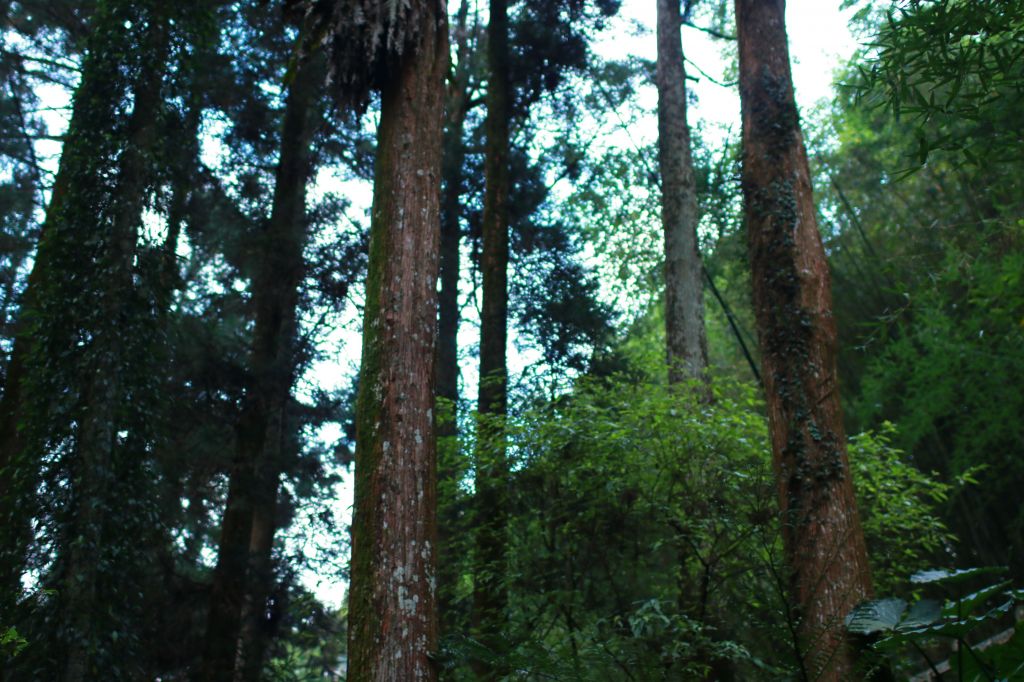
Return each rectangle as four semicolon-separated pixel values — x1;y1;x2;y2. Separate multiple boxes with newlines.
910;566;1006;586
846;598;907;635
898;599;942;630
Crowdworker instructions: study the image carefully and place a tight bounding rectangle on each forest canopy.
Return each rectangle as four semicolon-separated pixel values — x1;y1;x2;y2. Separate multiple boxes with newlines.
0;0;1022;680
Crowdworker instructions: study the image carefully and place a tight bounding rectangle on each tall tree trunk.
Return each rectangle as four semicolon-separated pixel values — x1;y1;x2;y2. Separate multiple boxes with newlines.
436;0;472;640
656;0;709;387
345;5;448;680
59;8;171;680
734;1;872;679
473;0;510;674
199;53;320;682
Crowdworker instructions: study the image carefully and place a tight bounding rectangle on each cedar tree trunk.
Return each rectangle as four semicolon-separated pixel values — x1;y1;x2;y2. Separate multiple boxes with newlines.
345;5;448;680
734;1;872;679
656;0;709;387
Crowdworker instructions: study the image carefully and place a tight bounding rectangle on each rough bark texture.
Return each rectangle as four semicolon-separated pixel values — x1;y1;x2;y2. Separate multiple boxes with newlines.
472;0;510;674
345;3;448;679
436;0;472;640
734;1;873;679
199;55;320;682
656;0;709;387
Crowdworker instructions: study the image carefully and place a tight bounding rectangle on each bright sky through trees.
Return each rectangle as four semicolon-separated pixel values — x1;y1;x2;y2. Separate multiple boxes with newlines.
6;0;864;613
296;0;863;609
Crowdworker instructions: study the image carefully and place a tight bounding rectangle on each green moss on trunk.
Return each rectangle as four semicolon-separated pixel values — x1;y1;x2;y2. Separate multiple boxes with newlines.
346;4;448;679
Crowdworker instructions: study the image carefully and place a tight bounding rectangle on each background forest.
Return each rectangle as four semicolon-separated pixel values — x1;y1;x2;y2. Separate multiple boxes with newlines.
0;0;1022;680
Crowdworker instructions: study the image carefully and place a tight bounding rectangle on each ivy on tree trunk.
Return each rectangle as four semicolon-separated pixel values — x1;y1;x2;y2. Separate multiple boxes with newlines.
735;1;873;679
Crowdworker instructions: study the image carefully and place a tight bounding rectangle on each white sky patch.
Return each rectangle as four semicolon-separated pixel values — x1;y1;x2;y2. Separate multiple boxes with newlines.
593;0;860;144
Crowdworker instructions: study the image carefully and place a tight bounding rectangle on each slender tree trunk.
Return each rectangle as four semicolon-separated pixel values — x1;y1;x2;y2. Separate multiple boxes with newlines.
656;0;709;388
734;1;872;679
159;96;203;302
473;0;510;674
200;438;257;681
345;5;448;680
437;1;471;436
200;54;320;682
436;0;472;640
236;55;321;682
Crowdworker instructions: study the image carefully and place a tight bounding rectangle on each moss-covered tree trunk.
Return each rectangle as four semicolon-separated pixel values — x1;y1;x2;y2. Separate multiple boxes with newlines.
734;1;872;679
345;4;448;679
436;0;473;640
45;5;171;680
656;0;709;388
473;0;510;675
0;165;67;622
199;53;320;682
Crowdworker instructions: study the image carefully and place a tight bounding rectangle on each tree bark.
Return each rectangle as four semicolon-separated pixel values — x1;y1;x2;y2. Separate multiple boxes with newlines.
473;0;510;675
656;0;709;387
199;53;321;682
436;0;472;640
734;1;872;679
345;4;448;680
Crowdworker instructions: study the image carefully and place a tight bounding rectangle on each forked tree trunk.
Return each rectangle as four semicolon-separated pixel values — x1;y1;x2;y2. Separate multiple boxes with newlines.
473;0;510;675
236;54;321;682
200;53;320;682
656;0;709;388
734;1;872;679
345;4;448;680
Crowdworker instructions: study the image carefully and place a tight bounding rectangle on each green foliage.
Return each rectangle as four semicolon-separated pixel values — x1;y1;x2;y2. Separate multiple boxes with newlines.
440;353;955;678
848;423;955;593
501;377;774;679
815;0;1024;579
849;228;1024;572
847;567;1024;680
264;594;346;681
858;0;1024;166
1;624;28;659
